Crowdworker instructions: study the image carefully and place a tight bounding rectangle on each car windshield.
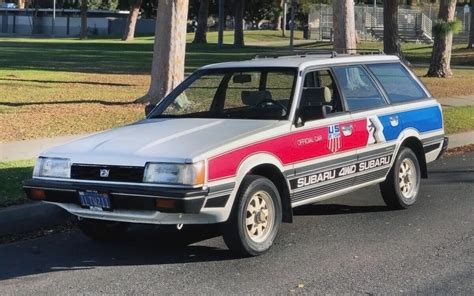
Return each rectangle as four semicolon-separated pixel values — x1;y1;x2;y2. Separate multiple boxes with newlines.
149;68;297;120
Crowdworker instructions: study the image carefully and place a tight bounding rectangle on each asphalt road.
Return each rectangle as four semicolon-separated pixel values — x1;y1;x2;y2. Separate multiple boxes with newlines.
1;152;473;295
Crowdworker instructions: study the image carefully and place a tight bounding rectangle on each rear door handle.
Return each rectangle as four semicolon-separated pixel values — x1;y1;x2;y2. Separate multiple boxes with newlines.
389;115;399;127
342;124;353;136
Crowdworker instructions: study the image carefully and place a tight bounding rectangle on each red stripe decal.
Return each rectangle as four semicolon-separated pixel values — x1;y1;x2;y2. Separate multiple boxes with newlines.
208;119;368;181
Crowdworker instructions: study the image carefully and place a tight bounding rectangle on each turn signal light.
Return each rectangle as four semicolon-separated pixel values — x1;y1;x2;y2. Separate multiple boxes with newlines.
30;189;46;200
155;199;175;209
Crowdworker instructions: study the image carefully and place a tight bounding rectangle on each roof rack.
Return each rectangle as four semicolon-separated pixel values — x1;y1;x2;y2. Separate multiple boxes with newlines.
254;48;384;59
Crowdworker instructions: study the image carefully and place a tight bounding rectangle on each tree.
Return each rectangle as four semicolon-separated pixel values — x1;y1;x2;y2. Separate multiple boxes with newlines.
136;0;190;105
275;0;284;32
427;0;458;77
383;0;400;55
122;0;142;41
332;0;356;53
122;0;143;41
193;0;210;43
246;0;276;28
80;0;88;39
468;0;474;49
234;0;245;47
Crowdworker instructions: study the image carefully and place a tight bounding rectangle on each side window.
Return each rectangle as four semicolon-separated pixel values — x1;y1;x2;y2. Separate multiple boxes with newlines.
333;65;386;111
367;63;428;103
301;69;344;113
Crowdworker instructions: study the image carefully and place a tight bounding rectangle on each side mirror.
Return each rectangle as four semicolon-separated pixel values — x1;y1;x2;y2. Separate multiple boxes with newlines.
145;104;155;117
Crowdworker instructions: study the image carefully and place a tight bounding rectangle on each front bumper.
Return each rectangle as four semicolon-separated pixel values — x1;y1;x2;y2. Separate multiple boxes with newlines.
23;179;208;214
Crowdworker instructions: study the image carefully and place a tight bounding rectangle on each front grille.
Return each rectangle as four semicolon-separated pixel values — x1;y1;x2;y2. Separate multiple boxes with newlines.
71;164;144;183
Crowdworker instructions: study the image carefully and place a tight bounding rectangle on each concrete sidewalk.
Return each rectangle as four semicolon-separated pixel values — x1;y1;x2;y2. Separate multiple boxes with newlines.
1;134;89;162
438;95;474;107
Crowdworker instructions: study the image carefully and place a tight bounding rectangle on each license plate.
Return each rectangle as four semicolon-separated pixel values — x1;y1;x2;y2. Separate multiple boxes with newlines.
79;191;112;211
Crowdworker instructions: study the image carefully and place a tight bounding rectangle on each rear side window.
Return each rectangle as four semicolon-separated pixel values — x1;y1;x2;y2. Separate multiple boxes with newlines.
333;65;386;111
367;63;427;103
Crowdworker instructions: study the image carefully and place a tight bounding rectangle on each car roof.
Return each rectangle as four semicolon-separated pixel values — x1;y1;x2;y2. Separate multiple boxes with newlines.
201;54;400;70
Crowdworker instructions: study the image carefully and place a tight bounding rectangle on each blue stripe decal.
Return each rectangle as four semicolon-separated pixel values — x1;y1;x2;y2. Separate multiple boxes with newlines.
378;106;442;141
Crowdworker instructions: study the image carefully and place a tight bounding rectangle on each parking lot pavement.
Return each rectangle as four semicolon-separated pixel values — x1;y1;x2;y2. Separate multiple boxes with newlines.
0;152;472;295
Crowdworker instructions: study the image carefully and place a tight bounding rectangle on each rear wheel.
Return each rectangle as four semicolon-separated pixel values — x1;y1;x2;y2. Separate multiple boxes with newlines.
78;218;129;242
222;175;282;256
380;147;421;209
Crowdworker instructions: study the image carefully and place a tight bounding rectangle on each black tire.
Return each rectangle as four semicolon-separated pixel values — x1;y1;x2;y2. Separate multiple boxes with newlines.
222;175;282;256
380;147;421;210
78;218;129;242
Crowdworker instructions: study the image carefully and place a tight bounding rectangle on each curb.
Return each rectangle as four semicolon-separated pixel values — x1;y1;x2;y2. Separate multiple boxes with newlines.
0;202;72;237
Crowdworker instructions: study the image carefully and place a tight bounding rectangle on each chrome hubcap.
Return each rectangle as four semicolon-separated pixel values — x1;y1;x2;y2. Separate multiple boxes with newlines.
399;158;417;199
245;191;274;243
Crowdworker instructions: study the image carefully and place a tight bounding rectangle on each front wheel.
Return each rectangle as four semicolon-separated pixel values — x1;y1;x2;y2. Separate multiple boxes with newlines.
380;147;421;209
222;175;282;256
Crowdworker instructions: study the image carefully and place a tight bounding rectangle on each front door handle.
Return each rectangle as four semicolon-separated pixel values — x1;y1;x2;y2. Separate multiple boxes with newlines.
342;124;353;136
390;115;399;127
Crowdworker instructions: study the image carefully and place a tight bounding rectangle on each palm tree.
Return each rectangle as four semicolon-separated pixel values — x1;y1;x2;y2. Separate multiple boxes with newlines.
427;0;458;77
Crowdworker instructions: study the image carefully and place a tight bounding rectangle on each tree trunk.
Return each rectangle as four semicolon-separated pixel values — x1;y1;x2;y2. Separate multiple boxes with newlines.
136;0;189;105
332;0;357;54
193;0;209;44
427;0;457;77
383;0;400;55
275;0;284;31
122;0;142;41
17;0;26;9
468;0;474;48
234;0;245;47
80;0;88;39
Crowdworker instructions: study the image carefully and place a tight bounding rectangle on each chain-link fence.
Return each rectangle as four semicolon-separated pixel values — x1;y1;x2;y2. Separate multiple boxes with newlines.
309;4;471;44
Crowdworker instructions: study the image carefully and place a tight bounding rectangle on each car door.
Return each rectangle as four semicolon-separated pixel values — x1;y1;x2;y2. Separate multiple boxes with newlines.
332;64;395;187
288;69;363;206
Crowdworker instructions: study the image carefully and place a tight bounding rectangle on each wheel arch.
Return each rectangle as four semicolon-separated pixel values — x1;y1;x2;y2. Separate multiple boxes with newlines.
248;164;293;223
399;136;428;178
233;154;293;223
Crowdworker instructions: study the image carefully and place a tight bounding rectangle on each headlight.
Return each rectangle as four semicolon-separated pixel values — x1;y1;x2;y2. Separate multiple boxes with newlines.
33;157;71;178
143;161;205;186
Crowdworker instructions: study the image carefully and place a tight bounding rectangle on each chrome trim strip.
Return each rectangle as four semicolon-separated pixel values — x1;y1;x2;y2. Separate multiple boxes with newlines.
112;192;205;201
23;186;77;193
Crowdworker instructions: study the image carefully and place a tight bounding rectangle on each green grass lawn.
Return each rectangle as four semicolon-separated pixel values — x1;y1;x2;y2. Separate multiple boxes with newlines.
1;31;473;141
443;106;474;134
0;160;34;207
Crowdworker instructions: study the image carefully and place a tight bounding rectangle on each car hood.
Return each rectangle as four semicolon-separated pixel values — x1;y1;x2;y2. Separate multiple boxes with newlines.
42;118;283;166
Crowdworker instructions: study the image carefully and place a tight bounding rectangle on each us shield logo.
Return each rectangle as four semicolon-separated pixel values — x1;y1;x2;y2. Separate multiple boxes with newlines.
328;124;341;153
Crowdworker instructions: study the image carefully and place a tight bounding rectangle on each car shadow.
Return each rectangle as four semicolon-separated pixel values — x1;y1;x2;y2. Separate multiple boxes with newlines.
0;201;397;282
293;203;391;216
0;224;243;281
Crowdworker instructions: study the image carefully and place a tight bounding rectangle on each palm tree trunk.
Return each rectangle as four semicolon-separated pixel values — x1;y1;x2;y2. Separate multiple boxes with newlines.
122;0;143;41
80;0;88;39
333;0;356;54
383;0;400;55
193;0;210;44
234;0;245;48
427;0;457;77
136;0;189;105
